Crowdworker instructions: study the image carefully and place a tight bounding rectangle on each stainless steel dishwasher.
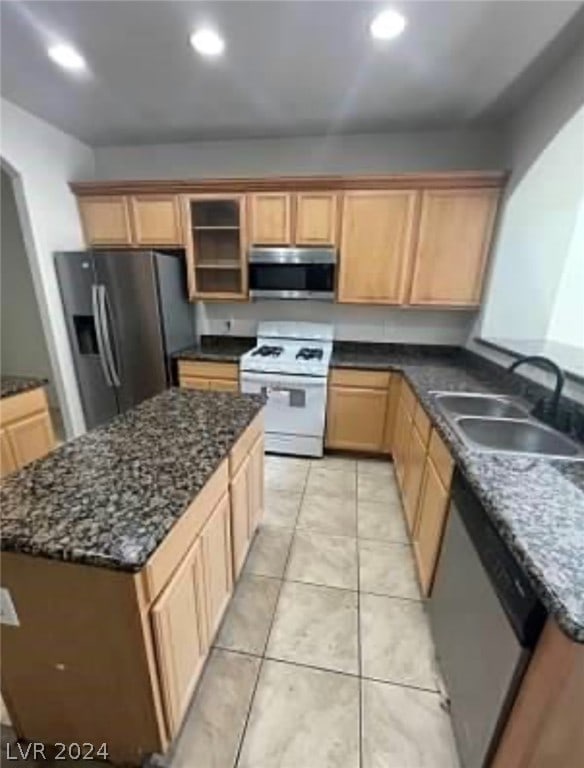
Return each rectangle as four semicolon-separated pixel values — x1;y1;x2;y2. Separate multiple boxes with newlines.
429;470;546;768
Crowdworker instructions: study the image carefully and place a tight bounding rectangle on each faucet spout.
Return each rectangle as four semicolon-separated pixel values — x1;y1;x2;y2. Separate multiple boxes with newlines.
508;355;565;423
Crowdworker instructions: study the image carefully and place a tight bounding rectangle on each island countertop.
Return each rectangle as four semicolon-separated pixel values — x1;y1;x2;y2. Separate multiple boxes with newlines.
0;388;264;572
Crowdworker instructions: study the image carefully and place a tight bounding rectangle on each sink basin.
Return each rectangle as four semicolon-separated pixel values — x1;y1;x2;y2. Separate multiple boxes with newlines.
434;392;530;419
454;417;584;460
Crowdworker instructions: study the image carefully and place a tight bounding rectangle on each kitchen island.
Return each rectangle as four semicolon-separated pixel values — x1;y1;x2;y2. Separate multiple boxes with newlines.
0;388;265;765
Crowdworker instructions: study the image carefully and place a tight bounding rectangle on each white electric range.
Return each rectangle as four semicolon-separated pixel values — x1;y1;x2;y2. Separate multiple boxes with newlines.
240;321;333;457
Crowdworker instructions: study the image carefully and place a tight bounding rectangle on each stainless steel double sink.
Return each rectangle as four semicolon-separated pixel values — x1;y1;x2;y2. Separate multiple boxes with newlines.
432;392;584;461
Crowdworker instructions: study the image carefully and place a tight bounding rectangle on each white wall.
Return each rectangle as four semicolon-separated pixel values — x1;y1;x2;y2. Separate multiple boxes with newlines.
1;169;54;397
547;199;584;349
480;104;583;341
198;301;475;346
469;39;584;400
1;99;95;437
93;128;506;180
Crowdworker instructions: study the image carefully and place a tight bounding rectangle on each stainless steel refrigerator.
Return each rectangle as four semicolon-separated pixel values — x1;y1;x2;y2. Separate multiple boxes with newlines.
55;250;196;430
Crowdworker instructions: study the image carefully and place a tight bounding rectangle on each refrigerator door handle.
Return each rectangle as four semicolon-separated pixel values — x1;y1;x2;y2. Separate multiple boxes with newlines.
98;285;121;387
92;284;113;387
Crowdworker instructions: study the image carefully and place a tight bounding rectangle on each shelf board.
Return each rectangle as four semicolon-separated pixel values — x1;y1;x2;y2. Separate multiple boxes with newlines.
193;225;240;231
195;262;242;270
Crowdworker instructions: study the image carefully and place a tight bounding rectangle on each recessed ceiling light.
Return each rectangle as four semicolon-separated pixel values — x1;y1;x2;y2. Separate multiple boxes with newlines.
190;28;225;57
370;9;407;41
48;43;86;71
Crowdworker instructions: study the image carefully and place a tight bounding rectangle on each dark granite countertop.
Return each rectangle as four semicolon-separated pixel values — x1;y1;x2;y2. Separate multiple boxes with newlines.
175;336;255;364
1;376;47;399
0;389;264;572
330;342;584;643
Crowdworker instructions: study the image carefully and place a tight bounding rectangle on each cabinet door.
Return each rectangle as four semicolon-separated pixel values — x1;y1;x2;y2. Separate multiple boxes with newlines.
78;196;133;246
326;386;388;452
180;376;209;391
151;537;208;738
231;455;251;580
207;379;239;393
409;188;499;306
248;435;265;532
338;191;418;304
402;425;426;534
130;195;183;246
392;401;412;492
0;429;18;478
295;192;338;245
7;412;55;469
413;458;450;596
249;193;292;245
201;493;233;641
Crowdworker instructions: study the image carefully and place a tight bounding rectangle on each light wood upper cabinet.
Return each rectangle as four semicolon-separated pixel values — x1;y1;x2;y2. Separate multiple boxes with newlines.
249;193;292;245
78;196;133;246
409;188;499;306
201;493;233;640
130;195;183;246
338;191;418;304
151;536;207;739
295;192;338;246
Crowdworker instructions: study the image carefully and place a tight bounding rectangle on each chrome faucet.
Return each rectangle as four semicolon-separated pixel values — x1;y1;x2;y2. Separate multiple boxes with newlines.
508;355;565;424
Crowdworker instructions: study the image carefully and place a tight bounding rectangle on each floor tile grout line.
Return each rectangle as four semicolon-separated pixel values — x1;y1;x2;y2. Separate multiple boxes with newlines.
230;462;311;768
242;570;424;604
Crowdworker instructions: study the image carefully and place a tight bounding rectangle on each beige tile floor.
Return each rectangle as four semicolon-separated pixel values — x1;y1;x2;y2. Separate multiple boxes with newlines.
183;455;460;768
1;455;460;768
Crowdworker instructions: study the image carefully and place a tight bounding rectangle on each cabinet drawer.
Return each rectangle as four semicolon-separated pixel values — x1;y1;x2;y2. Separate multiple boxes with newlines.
330;368;391;390
399;379;416;416
178;360;238;381
413;402;432;447
428;429;454;488
230;412;264;476
0;387;48;428
143;460;229;603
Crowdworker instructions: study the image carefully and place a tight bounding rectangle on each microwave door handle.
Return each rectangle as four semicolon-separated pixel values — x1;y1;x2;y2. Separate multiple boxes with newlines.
98;285;121;387
92;284;113;387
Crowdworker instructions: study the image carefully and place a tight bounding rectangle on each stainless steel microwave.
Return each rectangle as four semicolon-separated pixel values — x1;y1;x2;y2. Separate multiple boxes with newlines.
248;248;336;300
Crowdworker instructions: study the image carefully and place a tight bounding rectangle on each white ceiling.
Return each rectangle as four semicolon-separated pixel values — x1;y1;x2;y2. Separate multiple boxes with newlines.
0;0;582;146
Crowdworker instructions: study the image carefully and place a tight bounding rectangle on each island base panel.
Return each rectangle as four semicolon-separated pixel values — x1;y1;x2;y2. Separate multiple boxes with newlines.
0;552;166;765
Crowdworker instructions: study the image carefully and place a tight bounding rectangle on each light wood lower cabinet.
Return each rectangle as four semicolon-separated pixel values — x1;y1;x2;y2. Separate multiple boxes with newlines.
402;423;427;533
0;387;56;478
325;370;393;453
229;422;265;580
178;360;239;393
230;454;251;579
413;457;451;596
1;428;18;477
391;377;455;596
151;537;208;738
248;434;265;534
200;493;233;640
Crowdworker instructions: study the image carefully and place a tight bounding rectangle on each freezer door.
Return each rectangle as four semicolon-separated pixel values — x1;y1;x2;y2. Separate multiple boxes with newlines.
94;251;167;413
54;252;119;430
